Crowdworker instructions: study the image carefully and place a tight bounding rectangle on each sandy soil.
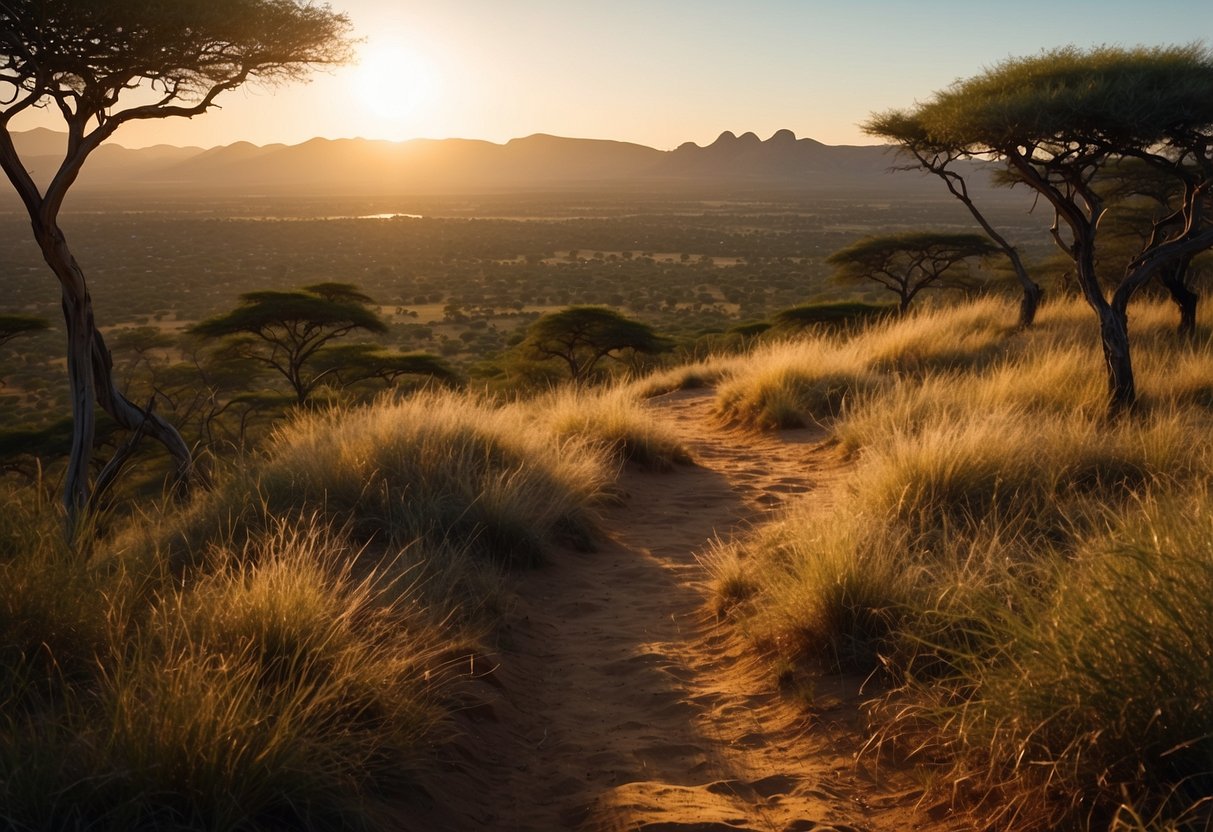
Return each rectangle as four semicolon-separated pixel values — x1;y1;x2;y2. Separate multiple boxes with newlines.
414;388;960;831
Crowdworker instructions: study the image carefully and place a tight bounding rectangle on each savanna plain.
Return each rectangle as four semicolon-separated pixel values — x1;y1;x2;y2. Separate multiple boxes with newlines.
3;185;1212;832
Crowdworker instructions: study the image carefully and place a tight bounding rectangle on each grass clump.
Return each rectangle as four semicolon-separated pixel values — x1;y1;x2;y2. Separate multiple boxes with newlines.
630;353;741;398
1;515;456;832
714;336;879;428
157;390;611;571
710;503;920;671
1;384;629;830
712;295;1213;827
532;384;692;470
904;491;1213;829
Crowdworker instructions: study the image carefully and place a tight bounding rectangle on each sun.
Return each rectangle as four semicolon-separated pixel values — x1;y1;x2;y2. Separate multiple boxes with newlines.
351;42;439;129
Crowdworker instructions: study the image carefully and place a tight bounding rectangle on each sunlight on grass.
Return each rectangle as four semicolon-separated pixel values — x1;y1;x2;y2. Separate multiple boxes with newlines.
710;294;1213;828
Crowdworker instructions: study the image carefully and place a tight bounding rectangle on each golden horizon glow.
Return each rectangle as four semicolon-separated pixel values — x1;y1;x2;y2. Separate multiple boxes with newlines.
6;1;1209;153
347;41;441;140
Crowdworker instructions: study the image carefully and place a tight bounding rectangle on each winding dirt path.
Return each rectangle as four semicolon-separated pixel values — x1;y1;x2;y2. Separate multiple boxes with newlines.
418;389;954;831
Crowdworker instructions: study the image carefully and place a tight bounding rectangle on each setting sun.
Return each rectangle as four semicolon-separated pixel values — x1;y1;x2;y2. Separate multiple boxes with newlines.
350;42;439;132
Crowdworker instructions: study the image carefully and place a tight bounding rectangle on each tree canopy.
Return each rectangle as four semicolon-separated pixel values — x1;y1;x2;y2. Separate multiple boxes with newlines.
0;0;353;529
312;344;459;394
521;307;669;384
0;314;49;348
878;44;1213;412
863;110;1043;327
190;283;390;405
827;231;998;313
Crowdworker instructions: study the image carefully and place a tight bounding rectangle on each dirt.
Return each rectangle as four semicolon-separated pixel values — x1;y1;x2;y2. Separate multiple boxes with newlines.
412;388;962;831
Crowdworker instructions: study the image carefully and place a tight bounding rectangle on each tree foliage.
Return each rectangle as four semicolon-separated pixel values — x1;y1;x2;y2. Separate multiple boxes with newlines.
0;313;49;349
827;231;998;312
521;306;669;384
190;283;389;405
312;343;459;394
0;0;352;529
882;44;1213;412
863;110;1044;327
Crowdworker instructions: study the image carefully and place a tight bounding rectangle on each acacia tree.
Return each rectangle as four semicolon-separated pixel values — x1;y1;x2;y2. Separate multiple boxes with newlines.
0;1;351;528
0;313;48;348
521;306;668;385
827;231;998;313
312;343;458;395
190;283;389;405
863;112;1045;327
902;45;1213;413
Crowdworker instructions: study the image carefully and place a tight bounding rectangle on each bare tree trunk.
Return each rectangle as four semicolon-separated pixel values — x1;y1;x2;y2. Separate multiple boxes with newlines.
931;166;1043;328
37;221;192;531
60;285;97;523
1073;243;1137;415
1014;260;1044;328
1098;306;1136;415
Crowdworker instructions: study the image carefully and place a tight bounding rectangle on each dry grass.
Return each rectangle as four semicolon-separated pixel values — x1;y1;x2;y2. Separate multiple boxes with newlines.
709;294;1213;828
530;384;692;470
1;388;626;830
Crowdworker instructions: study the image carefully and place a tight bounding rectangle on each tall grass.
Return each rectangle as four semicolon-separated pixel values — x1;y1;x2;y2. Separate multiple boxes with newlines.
710;295;1213;827
918;489;1213;829
1;388;624;829
145;390;612;573
530;384;692;470
714;336;880;428
2;520;453;831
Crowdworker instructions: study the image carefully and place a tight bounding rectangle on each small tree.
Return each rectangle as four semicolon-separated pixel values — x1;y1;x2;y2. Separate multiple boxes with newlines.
0;314;49;349
312;343;458;395
827;232;998;313
521;307;668;385
863;111;1045;327
190;283;389;405
902;44;1213;412
0;0;351;527
0;313;49;388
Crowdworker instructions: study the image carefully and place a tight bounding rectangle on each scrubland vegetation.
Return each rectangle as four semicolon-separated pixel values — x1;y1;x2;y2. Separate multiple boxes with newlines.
8;289;1208;829
0;387;682;830
1;179;1208;829
707;295;1213;829
0;190;1035;437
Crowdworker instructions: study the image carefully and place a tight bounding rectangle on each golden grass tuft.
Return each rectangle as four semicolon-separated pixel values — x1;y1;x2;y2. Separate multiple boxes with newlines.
1;385;634;828
710;294;1213;827
531;384;692;470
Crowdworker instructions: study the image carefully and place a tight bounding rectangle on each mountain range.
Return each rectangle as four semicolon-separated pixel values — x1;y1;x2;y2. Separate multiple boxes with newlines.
8;127;983;196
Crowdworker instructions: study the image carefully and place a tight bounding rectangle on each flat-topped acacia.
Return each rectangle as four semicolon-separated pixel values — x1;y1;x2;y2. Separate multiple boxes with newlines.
890;45;1213;412
0;0;352;531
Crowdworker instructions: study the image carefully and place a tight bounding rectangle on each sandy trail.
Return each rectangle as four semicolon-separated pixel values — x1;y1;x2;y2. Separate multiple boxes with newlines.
420;388;950;831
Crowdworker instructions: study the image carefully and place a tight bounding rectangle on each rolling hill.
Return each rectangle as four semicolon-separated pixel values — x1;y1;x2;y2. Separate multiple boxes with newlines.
4;127;987;197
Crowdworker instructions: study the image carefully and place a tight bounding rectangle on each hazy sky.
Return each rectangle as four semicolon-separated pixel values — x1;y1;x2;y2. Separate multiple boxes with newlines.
15;0;1213;150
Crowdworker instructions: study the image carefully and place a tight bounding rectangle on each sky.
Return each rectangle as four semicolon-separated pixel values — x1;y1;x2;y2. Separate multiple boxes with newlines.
14;0;1213;150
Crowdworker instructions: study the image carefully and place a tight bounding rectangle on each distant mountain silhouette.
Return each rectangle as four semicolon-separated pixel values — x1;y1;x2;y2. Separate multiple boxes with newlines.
5;128;992;196
655;130;907;186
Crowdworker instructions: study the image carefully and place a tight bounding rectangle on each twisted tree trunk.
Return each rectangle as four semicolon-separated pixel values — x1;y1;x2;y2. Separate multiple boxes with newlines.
35;219;192;533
